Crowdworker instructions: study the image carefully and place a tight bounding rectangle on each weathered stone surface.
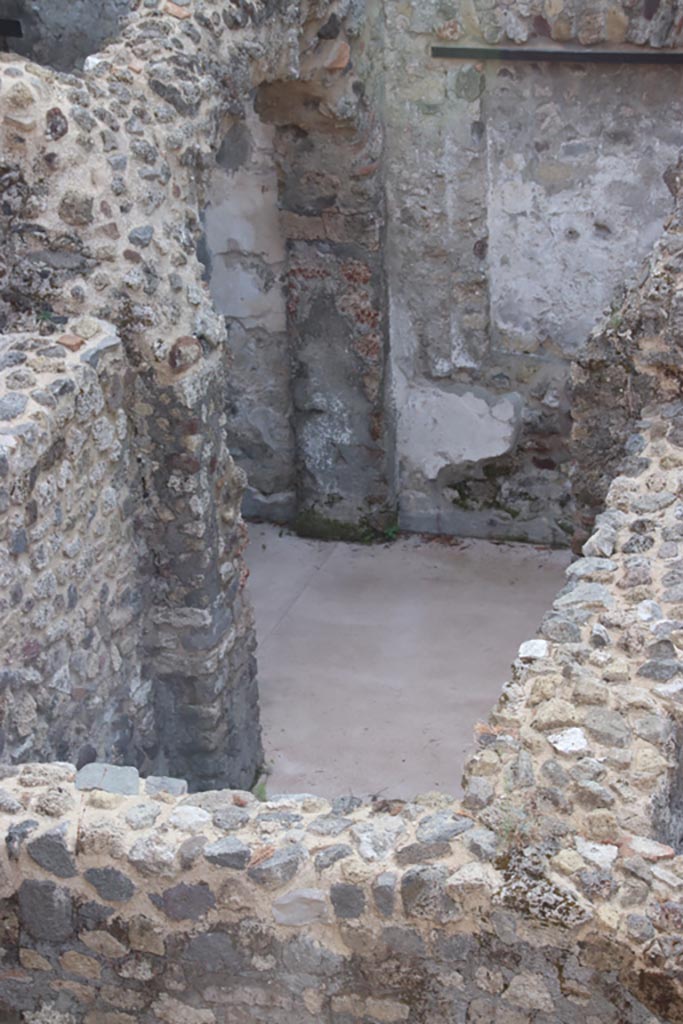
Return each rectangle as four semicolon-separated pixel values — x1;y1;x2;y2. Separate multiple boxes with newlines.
372;871;396;918
18;879;73;941
212;807;250;832
150;882;216;921
401;865;454;921
84;867;136;902
314;844;352;871
204;837;251;870
26;824;76;878
146;776;188;797
168;806;212;832
584;709;631;747
247;844;304;886
330;882;366;919
351;819;406;862
125;803;161;830
548;727;589;755
76;764;140;796
272;888;328;925
416;812;474;843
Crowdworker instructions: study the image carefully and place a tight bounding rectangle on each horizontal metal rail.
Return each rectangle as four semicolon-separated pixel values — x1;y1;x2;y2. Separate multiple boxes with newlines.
431;45;683;65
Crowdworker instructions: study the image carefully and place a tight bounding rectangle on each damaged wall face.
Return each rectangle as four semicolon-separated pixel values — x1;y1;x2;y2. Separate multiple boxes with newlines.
0;0;373;789
203;2;394;535
201;0;683;542
383;0;683;544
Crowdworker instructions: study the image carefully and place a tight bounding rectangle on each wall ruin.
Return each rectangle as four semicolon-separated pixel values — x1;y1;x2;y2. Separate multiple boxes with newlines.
200;0;683;542
0;0;364;788
2;0;683;1020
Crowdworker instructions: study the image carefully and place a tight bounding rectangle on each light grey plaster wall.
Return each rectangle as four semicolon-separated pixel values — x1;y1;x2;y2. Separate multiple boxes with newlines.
201;107;295;523
384;1;683;543
201;0;683;544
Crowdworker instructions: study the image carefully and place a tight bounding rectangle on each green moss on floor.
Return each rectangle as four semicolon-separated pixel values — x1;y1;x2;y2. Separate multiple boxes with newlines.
293;508;399;545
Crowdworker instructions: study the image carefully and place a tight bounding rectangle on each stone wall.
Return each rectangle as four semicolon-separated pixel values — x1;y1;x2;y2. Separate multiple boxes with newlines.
0;325;150;768
201;105;295;522
0;0;373;788
202;4;394;535
383;0;683;543
202;0;683;542
3;200;683;1016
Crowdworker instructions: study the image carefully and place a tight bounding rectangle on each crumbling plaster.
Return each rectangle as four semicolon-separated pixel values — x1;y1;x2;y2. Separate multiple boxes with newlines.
3;1;683;1020
200;0;683;542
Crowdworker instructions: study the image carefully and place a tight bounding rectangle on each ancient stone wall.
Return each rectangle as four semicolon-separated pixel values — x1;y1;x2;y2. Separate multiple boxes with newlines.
6;343;683;1020
0;0;370;788
1;152;683;1018
202;3;394;535
203;0;683;542
0;325;151;769
383;0;683;544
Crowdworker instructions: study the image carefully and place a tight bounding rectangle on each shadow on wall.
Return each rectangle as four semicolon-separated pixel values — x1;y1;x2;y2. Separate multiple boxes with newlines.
4;0;133;71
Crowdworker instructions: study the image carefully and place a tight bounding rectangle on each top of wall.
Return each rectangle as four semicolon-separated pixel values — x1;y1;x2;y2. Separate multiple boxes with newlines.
414;0;683;49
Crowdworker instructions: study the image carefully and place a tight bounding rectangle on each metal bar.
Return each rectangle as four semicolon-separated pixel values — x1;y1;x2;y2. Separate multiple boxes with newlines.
0;19;23;38
431;45;683;65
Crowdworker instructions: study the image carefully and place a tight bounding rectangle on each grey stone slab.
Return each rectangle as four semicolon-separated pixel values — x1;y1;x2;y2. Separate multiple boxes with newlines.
145;775;188;797
75;763;140;795
204;836;251;870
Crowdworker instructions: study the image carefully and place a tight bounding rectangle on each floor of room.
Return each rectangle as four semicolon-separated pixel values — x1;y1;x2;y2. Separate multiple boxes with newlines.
247;523;571;801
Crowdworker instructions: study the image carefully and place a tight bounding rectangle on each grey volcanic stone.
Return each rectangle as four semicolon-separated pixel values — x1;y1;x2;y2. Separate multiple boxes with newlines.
627;913;655;942
0;788;21;814
395;841;452;865
6;819;38;860
204;836;251;869
416;811;474;843
575;781;615;808
84;867;136;902
145;775;188;797
331;882;365;919
182;930;242;973
463;777;494;810
151;882;216;921
638;659;682;681
584;708;631;747
76;763;139;795
212;806;249;832
315;844;352;871
0;393;28;421
19;880;73;941
125;802;160;830
307;815;352;837
373;872;396;917
248;844;304;887
541;615;581;643
179;836;208;869
465;827;498;861
128;225;154;247
401;866;453;921
26;824;76;878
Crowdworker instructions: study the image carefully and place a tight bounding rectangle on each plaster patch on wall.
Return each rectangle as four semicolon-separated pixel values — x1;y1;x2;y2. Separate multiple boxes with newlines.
397;380;523;482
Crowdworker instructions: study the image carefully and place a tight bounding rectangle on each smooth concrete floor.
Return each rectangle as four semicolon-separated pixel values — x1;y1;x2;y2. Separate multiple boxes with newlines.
247;523;571;801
